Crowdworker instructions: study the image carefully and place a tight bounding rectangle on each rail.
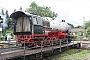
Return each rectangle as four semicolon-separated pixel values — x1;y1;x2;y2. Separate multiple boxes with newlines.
0;38;81;60
0;52;5;60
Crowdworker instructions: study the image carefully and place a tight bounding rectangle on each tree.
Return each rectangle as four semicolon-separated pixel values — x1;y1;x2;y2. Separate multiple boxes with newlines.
68;23;74;28
5;10;13;30
26;1;58;18
83;20;90;37
5;10;9;18
13;9;16;12
19;6;22;11
1;9;4;15
1;9;6;31
26;1;38;14
85;20;90;29
7;18;13;29
85;27;90;37
75;25;82;28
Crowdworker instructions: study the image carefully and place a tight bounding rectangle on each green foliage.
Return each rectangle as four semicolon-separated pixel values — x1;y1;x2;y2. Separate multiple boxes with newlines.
26;1;58;18
7;18;14;29
5;28;14;39
0;8;15;40
75;25;82;28
68;23;74;28
58;50;90;60
73;35;78;40
19;6;22;11
4;10;14;30
0;28;14;40
85;20;90;29
1;9;4;15
5;10;9;18
86;27;90;37
84;20;90;37
0;33;4;41
13;9;16;12
60;49;77;54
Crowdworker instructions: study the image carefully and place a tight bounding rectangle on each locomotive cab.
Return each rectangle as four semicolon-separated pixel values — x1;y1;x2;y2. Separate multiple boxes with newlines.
10;11;43;35
10;11;45;47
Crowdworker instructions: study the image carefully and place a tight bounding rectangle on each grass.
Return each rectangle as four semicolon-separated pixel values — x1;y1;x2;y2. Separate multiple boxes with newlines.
59;49;78;54
56;50;90;60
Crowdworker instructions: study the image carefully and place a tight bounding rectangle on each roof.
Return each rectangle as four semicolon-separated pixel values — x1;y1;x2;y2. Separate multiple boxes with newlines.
10;11;39;19
71;28;84;33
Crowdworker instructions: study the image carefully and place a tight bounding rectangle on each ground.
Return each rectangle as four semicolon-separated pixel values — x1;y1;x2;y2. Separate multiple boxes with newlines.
57;41;90;60
43;40;90;60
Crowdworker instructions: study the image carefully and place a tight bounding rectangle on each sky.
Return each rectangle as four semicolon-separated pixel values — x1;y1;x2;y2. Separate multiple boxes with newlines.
0;0;90;27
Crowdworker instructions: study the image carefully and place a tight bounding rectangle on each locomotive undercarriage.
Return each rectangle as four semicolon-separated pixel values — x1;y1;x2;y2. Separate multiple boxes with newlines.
16;34;72;48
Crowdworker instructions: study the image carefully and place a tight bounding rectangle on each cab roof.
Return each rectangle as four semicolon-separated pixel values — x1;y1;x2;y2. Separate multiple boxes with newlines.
10;11;38;19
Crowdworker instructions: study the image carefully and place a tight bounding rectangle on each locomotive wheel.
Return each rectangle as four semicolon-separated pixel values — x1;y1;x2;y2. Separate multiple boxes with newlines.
42;38;51;47
33;41;42;48
16;42;22;47
28;41;34;48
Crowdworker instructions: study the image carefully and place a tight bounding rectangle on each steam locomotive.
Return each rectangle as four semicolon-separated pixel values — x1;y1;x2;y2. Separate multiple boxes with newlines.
10;11;73;47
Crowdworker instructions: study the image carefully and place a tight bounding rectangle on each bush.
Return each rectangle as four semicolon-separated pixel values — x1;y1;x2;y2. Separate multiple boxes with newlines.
3;28;14;39
73;35;78;40
0;35;4;41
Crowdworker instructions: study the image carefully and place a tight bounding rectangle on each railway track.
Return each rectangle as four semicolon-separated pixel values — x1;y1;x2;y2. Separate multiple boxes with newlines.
0;47;23;53
0;41;89;53
0;41;81;60
0;40;89;60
